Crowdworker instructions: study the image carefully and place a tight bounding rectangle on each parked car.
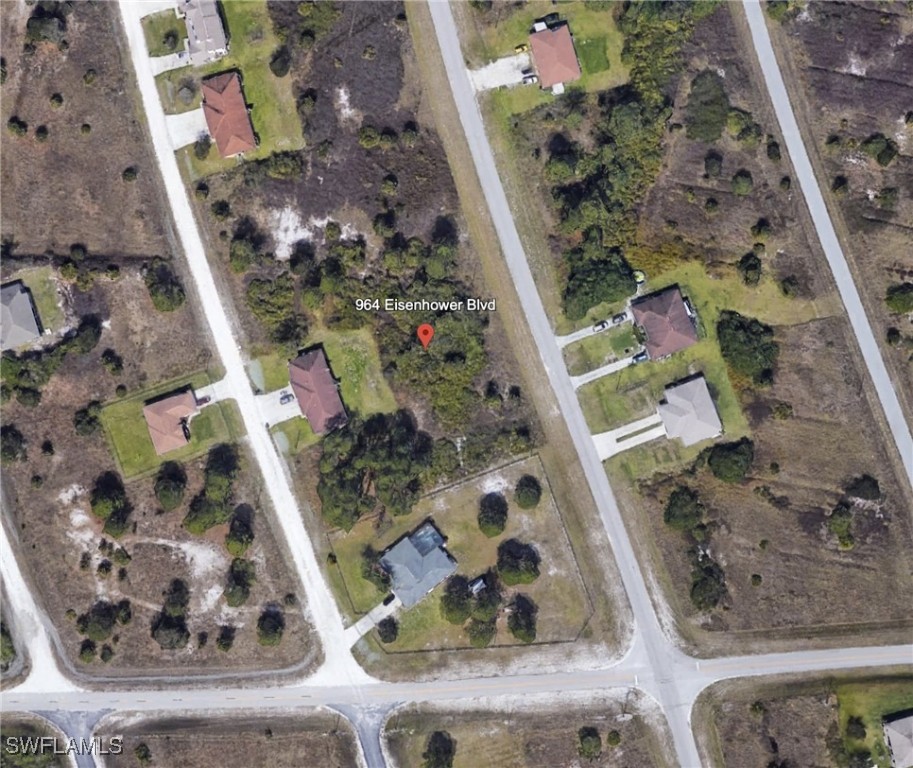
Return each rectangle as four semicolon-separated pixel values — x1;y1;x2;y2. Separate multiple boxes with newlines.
195;396;211;406
611;312;628;325
522;74;539;85
593;320;609;332
632;351;649;364
279;392;295;405
514;43;528;53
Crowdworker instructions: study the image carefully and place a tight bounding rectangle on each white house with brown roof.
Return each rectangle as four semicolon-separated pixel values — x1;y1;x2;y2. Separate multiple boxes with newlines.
529;22;581;93
142;390;198;456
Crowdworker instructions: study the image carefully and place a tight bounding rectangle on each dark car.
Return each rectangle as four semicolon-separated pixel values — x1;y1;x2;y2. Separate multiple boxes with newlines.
632;351;649;364
593;320;609;332
279;392;295;405
612;312;628;325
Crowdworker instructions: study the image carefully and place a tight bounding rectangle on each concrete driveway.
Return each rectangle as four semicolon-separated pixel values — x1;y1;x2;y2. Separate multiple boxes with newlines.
256;389;301;428
165;108;208;150
570;354;637;389
468;52;531;92
150;49;189;75
592;414;665;460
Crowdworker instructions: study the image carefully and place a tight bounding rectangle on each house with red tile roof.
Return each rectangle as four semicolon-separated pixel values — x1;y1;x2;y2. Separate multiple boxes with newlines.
201;72;256;158
529;22;581;92
142;390;198;456
631;286;699;359
288;347;348;434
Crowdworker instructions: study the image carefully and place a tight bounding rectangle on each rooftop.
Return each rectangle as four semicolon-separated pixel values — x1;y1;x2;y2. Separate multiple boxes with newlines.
288;347;348;435
1;280;42;351
885;712;913;768
658;375;722;447
181;0;227;65
529;23;581;90
631;285;698;359
142;390;197;456
380;521;457;608
201;72;256;158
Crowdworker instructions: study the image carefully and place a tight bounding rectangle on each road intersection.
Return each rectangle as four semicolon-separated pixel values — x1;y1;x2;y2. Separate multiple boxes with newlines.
2;2;911;767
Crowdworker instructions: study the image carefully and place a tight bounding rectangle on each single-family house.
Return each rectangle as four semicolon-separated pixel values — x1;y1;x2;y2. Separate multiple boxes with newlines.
201;72;257;158
288;347;348;434
178;0;227;65
658;375;722;447
142;389;198;456
528;20;581;93
631;285;698;359
1;280;42;351
885;712;913;768
380;521;457;608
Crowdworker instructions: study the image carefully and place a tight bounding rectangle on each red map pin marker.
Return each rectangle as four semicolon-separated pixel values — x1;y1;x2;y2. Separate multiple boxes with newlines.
417;324;435;349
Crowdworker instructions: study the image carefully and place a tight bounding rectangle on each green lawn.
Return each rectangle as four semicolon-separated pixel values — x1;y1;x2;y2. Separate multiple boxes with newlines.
142;9;187;58
156;68;203;115
563;324;637;376
16;267;63;332
160;0;305;179
837;677;913;768
252;350;292;393
271;416;319;455
101;372;238;478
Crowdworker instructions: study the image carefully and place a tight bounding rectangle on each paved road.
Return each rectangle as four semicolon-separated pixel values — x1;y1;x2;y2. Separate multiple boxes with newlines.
117;0;370;690
744;0;913;489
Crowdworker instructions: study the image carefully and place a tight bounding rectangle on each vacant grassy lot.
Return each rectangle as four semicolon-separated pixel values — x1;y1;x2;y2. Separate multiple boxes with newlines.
698;674;913;768
564;324;637;376
386;695;670;768
103;712;359;768
329;455;591;649
163;0;304;179
141;8;187;58
15;266;64;332
1;715;67;768
100;371;239;478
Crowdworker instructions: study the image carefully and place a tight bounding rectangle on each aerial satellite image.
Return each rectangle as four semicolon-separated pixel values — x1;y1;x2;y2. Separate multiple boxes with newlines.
1;1;911;767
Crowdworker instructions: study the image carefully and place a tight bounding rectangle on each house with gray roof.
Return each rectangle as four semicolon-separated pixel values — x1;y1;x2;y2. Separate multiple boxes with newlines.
885;712;913;768
380;521;457;608
1;281;42;351
658;375;722;447
178;0;227;65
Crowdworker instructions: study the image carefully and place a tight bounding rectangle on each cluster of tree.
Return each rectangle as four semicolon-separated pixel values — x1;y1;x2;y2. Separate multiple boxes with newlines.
154;461;187;511
151;579;191;650
578;725;622;759
144;258;185;312
440;573;502;647
663;485;704;532
861;133;899;167
685;70;729;143
688;547;727;611
886;282;913;314
183;444;240;534
1;315;101;404
708;438;755;483
726;108;763;146
844;474;880;501
717;310;779;385
226;505;255;556
228;217;272;273
246;273;305;347
90;471;132;538
562;237;637;321
422;731;455;768
268;1;341;52
25;1;69;46
257;604;285;646
244;151;304;182
73;401;102;436
497;539;541;586
224;558;256;607
77;599;131;645
317;411;432;530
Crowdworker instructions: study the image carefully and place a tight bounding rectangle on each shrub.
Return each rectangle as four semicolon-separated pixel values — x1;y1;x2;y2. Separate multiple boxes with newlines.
507;594;538;643
154;461;187;511
226;507;255;556
876;187;898;209
80;123;91;134
35;125;48;142
831;175;849;197
16;388;41;407
377;616;398;643
77;601;116;642
257;605;285;646
246;273;303;345
422;731;455;768
478;491;508;537
737;252;762;285
134;744;152;765
151;612;189;649
844;474;880;501
578;726;602;760
7;116;28;136
466;617;496;647
514;475;542;509
358;125;380;149
846;716;866;741
79;639;96;663
731;169;753;196
685;71;729;142
0;424;26;464
704;150;723;178
780;275;800;298
690;555;727;610
269;45;291;77
886;327;902;346
211;199;231;219
144;258;185;312
440;575;472;624
193;134;211;160
828;502;854;549
122;166;138;182
224;558;256;607
717;310;779;384
766;137;781;161
324;221;341;241
216;625;236;651
861;133;899;166
73;401;102;436
163;579;190;617
100;348;123;374
886;283;913;314
606;729;621;747
664;486;703;530
750;218;771;239
708;438;754;483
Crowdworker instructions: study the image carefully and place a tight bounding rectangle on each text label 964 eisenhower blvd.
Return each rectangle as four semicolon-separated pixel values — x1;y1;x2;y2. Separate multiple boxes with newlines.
354;298;496;312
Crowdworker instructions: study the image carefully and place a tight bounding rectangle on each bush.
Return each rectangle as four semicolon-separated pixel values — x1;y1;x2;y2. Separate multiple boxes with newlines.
163;578;190;617
90;472;131;538
766;137;781;161
257;605;285;646
134;744;152;765
440;575;472;624
122;166;137;182
578;726;602;760
76;601;116;642
664;486;703;530
226;506;255;556
193;134;211;160
151;612;189;649
466;617;497;647
708;438;754;483
828;502;854;549
685;71;729;142
269;45;291;77
211;199;231;219
224;558;256;607
79;639;96;663
737;252;762;285
832;175;849;197
358;125;380;149
100;348;123;374
422;731;455;768
0;424;26;463
7;116;28;136
886;283;913;314
16;387;41;407
144;258;185;312
717;310;779;384
690;555;727;610
73;401;102;436
844;474;880;501
606;729;621;747
507;594;538;643
35;125;48;142
246;273;303;344
478;492;508;537
514;475;542;509
377;616;398;643
846;716;866;741
861;133;899;166
704;150;723;178
154;461;187;511
731;169;753;196
216;625;236;651
780;275;800;298
497;539;540;585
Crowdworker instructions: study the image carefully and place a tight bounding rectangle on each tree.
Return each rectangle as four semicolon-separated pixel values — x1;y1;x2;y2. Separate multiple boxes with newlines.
100;348;123;374
466;618;496;647
578;726;602;760
76;601;116;642
846;716;866;741
478;492;508;537
514;475;542;509
690;554;727;610
828;502;854;549
737;252;762;285
151;612;189;649
90;471;132;538
685;71;729;142
508;594;538;643
664;486;703;530
224;558;256;607
422;731;455;768
144;258;185;312
704;150;723;178
216;625;236;652
731;169;753;196
563;240;636;321
0;424;26;463
708;438;754;483
497;539;540;585
360;545;391;593
193;134;211;160
184;444;239;534
73;401;102;436
257;605;285;646
269;45;291;77
844;474;880;501
440;575;472;624
134;743;152;765
606;729;621;747
377;616;398;643
226;506;255;556
154;461;187;511
717;310;779;384
163;579;190;617
886;283;913;314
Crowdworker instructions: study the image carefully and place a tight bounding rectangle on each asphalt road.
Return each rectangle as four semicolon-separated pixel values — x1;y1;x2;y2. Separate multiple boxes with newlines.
744;0;913;489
